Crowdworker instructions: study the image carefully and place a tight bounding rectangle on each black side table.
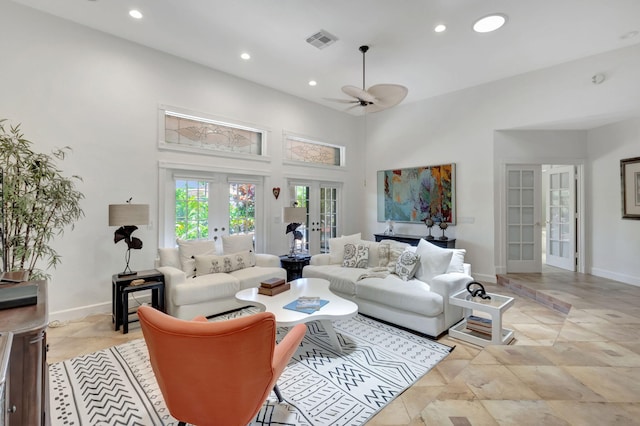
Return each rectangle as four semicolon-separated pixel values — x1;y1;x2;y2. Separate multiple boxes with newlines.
279;255;311;282
112;269;165;334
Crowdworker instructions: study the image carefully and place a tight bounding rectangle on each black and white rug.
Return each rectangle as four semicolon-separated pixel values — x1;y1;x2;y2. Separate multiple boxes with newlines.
49;309;452;426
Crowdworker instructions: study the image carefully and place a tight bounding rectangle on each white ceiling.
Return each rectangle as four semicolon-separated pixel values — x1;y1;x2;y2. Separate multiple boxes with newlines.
11;0;640;115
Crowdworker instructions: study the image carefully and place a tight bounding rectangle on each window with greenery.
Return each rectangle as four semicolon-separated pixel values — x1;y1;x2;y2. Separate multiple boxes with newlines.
229;183;255;235
175;179;256;241
175;180;209;240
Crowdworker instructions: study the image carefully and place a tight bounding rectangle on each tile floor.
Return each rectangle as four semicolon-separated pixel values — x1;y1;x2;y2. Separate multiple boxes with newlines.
47;271;640;425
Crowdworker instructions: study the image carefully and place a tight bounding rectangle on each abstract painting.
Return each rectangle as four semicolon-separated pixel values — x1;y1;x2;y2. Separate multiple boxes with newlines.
377;163;455;224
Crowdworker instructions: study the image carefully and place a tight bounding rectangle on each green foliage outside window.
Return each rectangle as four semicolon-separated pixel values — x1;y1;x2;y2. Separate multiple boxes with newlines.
175;182;208;240
229;183;255;234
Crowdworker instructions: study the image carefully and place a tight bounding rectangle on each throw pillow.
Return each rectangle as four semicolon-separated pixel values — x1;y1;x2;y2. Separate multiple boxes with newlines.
342;243;369;268
395;251;420;281
377;242;391;267
381;239;410;273
222;234;254;255
177;239;217;278
193;250;254;276
446;248;467;273
414;239;454;282
328;233;361;264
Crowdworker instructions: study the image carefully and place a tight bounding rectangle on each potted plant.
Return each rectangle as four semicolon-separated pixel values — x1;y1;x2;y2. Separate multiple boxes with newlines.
0;119;84;280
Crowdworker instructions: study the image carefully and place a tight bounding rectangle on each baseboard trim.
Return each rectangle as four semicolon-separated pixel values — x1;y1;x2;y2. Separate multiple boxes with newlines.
590;268;640;287
50;294;152;323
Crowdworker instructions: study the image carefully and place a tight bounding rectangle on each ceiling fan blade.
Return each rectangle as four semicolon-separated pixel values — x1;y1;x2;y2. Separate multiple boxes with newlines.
367;84;408;109
341;85;376;103
324;97;359;104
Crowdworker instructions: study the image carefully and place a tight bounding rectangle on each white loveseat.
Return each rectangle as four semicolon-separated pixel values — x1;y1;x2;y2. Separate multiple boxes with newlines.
302;234;473;337
156;235;286;319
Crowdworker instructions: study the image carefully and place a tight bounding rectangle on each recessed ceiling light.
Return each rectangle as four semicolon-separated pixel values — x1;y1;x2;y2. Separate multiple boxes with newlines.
240;52;251;60
129;9;143;19
308;80;317;87
473;13;507;33
434;24;447;33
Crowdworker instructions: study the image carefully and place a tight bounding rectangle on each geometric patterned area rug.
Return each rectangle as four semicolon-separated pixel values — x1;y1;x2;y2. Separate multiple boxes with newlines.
49;308;452;426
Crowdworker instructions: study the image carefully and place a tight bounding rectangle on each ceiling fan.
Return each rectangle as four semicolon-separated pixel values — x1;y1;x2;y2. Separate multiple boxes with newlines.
332;45;408;113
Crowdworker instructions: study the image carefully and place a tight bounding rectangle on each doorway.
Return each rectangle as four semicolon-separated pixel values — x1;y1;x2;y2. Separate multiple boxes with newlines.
504;163;584;274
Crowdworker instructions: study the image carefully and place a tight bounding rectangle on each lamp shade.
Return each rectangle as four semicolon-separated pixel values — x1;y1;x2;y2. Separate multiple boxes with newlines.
282;207;306;224
109;204;149;226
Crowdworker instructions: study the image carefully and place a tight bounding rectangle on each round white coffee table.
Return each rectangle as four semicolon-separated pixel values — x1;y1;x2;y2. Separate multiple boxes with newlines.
235;278;358;352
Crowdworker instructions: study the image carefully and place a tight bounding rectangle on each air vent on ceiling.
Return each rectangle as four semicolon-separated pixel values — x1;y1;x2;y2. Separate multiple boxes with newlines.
306;30;338;49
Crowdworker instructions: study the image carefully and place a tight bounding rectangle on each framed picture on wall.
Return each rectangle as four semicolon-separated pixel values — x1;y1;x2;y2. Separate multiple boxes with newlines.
377;163;455;224
621;156;640;219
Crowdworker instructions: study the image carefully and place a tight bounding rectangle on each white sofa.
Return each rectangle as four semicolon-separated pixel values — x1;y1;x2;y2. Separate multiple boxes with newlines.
156;235;286;320
302;235;473;337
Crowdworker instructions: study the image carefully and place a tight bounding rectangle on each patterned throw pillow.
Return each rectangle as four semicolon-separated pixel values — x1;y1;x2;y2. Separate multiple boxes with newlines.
395;251;421;281
342;243;369;268
193;250;254;276
382;240;411;273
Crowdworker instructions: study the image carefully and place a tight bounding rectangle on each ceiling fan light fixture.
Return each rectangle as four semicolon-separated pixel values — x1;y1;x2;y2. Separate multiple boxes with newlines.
473;13;507;33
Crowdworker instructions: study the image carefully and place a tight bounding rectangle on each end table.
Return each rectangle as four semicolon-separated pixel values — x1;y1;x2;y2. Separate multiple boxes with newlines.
279;255;311;281
112;269;165;334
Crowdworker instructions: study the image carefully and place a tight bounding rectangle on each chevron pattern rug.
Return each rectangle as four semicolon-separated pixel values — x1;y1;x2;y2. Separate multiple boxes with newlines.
49;309;452;426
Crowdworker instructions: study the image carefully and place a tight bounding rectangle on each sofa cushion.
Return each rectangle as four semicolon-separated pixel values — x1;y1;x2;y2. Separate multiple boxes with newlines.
328;233;361;264
356;275;444;317
303;264;365;296
229;266;286;290
414;239;454;282
222;234;254;255
194;250;254;276
395;251;420;280
158;247;181;270
446;249;467;273
177;239;217;278
381;239;411;273
342;243;369;268
173;273;239;306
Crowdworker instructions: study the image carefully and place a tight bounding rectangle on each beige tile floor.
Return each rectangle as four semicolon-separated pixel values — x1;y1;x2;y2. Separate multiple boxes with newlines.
47;271;640;425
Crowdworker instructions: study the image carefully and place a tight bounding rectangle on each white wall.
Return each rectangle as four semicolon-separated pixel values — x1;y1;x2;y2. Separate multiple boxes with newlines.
364;43;640;283
588;118;640;285
0;2;361;319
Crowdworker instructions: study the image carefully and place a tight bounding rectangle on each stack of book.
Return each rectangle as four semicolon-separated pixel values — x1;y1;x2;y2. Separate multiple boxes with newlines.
258;278;290;296
466;315;492;335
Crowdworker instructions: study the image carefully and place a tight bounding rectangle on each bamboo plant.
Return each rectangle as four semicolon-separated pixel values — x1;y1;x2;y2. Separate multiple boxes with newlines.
0;119;84;279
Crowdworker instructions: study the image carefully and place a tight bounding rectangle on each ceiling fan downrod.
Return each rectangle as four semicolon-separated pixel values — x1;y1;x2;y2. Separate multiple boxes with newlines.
359;45;369;91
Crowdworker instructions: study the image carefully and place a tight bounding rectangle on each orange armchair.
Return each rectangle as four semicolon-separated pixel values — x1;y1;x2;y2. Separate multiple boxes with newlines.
137;306;307;426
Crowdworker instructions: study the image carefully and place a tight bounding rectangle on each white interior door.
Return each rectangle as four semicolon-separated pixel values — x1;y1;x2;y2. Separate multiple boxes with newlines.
506;165;542;273
545;165;576;271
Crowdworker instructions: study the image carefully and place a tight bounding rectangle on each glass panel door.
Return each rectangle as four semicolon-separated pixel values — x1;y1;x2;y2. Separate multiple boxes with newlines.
545;165;576;271
289;181;340;255
506;165;541;273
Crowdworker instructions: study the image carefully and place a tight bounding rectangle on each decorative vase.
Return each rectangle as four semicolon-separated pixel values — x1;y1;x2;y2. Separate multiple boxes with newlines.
424;218;434;240
438;221;448;240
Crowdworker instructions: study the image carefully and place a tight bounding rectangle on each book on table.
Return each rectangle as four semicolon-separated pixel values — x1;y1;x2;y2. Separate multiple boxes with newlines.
283;297;329;314
260;277;286;288
258;282;290;296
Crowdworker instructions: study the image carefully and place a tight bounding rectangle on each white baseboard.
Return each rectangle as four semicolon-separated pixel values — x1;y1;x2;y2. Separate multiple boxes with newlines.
472;273;497;284
49;294;152;323
590;268;640;287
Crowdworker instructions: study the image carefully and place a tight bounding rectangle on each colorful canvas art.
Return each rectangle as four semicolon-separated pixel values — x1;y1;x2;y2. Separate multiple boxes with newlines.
377;163;455;224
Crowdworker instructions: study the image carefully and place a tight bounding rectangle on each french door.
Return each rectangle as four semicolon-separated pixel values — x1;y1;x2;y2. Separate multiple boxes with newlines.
545;165;576;270
174;173;262;249
288;181;341;255
506;165;542;273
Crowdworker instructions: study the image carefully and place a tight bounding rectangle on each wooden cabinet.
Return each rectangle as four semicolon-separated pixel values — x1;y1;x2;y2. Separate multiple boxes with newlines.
0;281;48;426
373;233;456;248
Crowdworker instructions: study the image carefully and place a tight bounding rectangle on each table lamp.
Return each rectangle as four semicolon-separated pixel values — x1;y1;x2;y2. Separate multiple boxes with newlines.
109;202;149;277
283;206;307;258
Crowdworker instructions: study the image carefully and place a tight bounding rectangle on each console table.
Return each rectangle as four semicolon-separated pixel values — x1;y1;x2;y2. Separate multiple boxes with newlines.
0;280;48;425
373;233;456;248
112;270;165;334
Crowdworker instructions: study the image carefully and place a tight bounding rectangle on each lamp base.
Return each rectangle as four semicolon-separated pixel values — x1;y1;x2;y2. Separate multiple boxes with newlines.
118;271;138;278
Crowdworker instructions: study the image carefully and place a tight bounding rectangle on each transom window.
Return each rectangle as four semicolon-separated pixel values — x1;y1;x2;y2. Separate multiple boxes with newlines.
284;134;344;167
